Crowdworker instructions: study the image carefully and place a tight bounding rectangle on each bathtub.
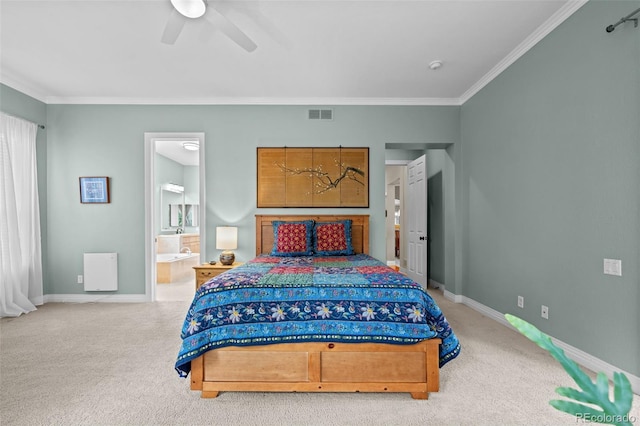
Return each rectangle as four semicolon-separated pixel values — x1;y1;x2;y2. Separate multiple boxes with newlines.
157;253;200;284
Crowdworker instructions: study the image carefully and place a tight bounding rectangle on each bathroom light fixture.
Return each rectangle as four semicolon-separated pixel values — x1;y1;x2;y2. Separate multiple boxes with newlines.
216;226;238;265
161;183;184;193
182;141;199;151
429;60;443;70
170;0;206;19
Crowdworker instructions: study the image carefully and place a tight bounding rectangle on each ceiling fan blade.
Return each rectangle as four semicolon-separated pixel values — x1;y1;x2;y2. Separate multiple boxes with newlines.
161;9;186;45
225;2;291;49
207;8;257;52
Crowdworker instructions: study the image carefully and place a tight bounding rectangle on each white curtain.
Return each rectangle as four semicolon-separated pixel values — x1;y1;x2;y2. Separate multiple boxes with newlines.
0;112;43;317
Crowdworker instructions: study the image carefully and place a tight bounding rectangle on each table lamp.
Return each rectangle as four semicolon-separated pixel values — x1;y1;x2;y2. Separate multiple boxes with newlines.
216;226;237;265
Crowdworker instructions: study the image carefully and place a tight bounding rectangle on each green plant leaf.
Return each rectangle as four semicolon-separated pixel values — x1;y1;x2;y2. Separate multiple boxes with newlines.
555;386;594;404
505;314;633;425
612;372;633;414
596;372;610;398
550;400;604;418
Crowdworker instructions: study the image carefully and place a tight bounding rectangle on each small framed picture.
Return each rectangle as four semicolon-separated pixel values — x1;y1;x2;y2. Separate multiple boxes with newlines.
79;176;110;204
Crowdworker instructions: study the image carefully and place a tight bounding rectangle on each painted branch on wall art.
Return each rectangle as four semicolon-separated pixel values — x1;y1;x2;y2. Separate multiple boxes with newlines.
257;147;369;207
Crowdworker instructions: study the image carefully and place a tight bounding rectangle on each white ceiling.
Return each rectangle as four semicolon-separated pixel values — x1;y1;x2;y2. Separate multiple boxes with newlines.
0;0;588;106
156;139;200;166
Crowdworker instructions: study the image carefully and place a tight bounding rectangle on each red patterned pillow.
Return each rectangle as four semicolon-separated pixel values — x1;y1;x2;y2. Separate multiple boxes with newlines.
313;220;354;256
271;220;314;256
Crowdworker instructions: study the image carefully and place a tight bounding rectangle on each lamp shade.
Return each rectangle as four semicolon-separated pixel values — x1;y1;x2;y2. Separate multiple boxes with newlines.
216;226;238;250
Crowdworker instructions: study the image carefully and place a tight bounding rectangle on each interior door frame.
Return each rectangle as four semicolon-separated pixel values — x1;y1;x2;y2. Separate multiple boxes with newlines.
144;132;206;302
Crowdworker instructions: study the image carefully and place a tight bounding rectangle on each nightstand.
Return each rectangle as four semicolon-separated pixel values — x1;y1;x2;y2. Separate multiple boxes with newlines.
193;262;243;289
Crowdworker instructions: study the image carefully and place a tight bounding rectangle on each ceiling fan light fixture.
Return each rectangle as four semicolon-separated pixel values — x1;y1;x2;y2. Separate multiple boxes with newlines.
171;0;206;19
182;141;199;151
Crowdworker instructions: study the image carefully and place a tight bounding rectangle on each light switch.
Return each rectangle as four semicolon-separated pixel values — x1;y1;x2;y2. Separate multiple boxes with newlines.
603;259;622;276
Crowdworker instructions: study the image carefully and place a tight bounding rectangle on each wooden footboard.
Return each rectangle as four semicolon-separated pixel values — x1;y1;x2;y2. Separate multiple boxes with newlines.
190;339;441;399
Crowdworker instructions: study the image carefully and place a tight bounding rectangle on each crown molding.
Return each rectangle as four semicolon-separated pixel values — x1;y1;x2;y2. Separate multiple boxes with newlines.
1;74;48;104
41;96;462;106
459;0;589;104
1;74;462;106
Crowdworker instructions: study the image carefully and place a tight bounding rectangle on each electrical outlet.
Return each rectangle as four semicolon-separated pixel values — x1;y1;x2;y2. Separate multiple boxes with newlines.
541;305;549;319
77;275;83;284
517;296;524;309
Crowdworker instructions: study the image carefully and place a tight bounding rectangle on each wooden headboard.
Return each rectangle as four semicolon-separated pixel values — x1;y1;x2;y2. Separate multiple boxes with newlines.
255;215;370;256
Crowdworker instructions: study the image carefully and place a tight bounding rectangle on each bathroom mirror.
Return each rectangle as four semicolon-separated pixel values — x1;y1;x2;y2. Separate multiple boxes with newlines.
184;204;198;226
169;204;198;227
160;183;184;231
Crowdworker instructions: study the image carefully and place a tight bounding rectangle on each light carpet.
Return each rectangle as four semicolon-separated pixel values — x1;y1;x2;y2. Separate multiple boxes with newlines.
1;289;638;426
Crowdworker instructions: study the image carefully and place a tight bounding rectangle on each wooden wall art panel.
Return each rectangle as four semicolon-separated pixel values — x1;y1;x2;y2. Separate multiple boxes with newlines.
257;147;369;208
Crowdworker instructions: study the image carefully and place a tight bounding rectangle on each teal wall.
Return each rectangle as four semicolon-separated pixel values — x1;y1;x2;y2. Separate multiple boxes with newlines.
460;1;639;375
427;150;446;284
184;166;199;205
42;104;459;295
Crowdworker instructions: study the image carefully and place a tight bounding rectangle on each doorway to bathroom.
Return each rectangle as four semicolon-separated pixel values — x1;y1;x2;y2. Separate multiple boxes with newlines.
385;165;404;271
144;132;205;302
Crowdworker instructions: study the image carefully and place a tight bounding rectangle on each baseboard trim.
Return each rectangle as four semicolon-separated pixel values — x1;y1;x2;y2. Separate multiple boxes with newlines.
444;291;640;394
442;286;464;304
43;294;149;303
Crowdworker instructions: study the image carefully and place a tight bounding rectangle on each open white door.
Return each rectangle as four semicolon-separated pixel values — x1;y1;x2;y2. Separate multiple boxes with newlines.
406;155;427;289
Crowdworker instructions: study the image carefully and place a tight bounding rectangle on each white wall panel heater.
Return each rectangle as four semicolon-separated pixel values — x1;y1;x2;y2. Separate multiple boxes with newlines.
83;253;118;291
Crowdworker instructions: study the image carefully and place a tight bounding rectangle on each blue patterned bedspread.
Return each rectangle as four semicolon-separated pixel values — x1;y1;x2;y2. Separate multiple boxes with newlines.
175;254;460;377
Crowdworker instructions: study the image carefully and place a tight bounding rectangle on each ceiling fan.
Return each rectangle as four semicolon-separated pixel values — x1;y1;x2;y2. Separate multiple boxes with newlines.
161;0;257;52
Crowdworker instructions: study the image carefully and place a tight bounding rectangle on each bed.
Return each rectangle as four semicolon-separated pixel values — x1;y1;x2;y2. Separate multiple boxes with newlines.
176;214;460;399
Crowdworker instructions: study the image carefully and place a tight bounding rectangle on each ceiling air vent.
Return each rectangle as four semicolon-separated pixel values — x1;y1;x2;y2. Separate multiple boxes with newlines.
308;108;333;121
